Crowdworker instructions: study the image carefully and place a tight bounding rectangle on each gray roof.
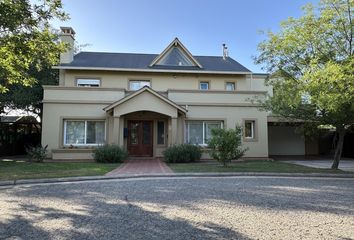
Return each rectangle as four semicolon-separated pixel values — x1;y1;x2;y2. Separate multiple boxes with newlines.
59;52;251;73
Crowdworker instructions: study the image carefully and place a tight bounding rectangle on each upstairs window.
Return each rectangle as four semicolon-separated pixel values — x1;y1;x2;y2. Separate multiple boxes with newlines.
199;81;209;90
77;79;100;87
226;82;235;91
129;80;150;90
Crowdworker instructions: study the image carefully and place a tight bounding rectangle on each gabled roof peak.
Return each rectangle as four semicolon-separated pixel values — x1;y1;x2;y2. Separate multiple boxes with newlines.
149;38;203;68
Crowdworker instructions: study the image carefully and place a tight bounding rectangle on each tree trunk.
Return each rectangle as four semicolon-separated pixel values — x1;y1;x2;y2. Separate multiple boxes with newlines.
331;128;345;169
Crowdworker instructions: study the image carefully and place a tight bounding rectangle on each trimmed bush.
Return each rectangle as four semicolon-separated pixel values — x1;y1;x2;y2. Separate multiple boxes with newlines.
26;145;48;162
93;144;128;163
163;144;202;163
208;125;248;166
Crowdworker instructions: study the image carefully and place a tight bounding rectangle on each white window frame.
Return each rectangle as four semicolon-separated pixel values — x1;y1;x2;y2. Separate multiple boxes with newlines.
244;120;255;139
225;82;235;91
77;79;101;87
63;120;106;146
199;81;209;90
185;120;223;146
129;80;150;90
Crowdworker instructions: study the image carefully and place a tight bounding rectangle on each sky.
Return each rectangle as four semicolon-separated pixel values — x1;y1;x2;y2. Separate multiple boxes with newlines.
52;0;318;73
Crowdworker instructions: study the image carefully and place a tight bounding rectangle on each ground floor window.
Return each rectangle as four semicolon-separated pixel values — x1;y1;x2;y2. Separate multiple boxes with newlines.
157;121;165;145
64;120;105;146
185;121;223;146
244;120;256;139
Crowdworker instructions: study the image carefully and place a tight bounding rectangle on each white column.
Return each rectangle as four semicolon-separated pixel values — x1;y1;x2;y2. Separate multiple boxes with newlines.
112;116;120;145
118;117;124;147
171;117;178;145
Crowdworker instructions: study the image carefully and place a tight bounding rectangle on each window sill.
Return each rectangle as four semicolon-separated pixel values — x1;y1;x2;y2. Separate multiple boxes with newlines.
243;138;258;142
52;148;94;153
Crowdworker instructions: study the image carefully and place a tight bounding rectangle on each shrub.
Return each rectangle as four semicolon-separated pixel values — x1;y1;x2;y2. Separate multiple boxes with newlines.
163;144;202;163
208;125;248;166
26;145;48;162
93;144;128;163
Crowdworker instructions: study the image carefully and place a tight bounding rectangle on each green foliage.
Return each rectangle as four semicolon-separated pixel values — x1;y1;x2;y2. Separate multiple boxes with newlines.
26;145;48;163
254;0;354;168
93;145;128;163
163;144;202;163
0;0;68;93
208;126;248;167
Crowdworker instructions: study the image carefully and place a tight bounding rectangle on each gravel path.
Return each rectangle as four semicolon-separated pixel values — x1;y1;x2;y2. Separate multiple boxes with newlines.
0;176;353;240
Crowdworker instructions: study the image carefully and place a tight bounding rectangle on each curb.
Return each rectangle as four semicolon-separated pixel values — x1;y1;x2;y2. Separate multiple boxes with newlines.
1;172;354;187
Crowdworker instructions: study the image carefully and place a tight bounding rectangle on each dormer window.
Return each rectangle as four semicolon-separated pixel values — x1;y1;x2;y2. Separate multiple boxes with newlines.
150;38;203;68
77;79;100;87
156;47;195;67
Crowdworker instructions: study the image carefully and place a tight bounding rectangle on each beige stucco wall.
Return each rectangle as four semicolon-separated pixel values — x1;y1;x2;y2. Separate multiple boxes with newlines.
185;105;269;158
268;125;305;155
113;91;178;118
168;91;266;105
43;86;125;103
41;103;107;157
62;70;270;93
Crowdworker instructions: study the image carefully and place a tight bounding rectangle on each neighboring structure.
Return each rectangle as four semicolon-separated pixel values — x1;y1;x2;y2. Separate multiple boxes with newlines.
41;27;310;160
0;116;40;156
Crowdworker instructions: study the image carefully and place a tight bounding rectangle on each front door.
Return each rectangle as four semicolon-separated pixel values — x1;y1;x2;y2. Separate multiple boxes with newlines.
127;120;153;157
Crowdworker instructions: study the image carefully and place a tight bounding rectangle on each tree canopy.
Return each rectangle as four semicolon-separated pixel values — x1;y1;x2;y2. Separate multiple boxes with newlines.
255;0;353;168
0;0;68;93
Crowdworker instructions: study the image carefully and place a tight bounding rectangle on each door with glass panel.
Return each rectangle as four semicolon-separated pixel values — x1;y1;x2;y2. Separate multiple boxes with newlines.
127;120;153;157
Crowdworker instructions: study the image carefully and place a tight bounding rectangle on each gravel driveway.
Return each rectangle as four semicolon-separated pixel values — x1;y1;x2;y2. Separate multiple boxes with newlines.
0;176;353;240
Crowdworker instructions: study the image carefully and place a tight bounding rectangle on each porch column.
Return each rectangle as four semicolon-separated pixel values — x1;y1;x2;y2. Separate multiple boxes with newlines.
118;117;124;147
171;117;178;145
112;116;120;145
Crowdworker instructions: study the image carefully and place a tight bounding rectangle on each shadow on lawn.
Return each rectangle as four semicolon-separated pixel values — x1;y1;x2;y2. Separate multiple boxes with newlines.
1;177;353;239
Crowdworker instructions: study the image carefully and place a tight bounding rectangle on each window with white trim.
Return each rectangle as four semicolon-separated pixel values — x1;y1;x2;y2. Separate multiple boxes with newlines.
244;120;255;139
64;120;105;145
129;80;150;90
77;79;100;87
185;121;223;145
199;82;209;90
225;82;235;91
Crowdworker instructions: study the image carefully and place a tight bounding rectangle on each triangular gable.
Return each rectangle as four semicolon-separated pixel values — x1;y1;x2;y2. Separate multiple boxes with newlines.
103;86;187;113
150;38;202;68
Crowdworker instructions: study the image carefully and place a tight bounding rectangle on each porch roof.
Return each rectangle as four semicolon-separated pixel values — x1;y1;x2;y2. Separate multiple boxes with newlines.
103;86;187;115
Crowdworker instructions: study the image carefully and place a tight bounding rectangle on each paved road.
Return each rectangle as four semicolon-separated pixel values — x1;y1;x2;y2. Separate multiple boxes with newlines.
0;177;353;240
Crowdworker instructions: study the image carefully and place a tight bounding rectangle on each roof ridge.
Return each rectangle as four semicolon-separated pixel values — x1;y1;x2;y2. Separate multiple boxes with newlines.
78;51;158;56
77;51;230;59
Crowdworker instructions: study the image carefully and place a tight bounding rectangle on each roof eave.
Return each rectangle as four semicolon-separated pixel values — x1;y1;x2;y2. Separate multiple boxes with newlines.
103;86;187;113
53;66;251;75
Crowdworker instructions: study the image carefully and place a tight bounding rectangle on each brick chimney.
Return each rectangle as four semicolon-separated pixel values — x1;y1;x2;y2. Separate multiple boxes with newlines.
59;27;75;64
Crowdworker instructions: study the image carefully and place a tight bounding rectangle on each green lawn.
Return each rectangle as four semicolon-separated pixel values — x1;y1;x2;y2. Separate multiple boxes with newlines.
168;160;345;173
0;161;120;180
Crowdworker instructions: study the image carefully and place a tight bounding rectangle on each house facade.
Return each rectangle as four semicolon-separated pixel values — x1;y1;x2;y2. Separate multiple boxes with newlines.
42;27;310;160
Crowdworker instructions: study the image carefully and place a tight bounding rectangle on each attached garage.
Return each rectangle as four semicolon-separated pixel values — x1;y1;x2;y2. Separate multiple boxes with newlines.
268;124;305;156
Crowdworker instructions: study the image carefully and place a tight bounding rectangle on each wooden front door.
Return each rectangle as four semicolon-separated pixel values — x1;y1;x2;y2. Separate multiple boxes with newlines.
127;120;153;157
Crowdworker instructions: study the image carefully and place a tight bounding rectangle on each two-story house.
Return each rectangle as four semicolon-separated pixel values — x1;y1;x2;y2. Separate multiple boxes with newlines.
42;27;312;160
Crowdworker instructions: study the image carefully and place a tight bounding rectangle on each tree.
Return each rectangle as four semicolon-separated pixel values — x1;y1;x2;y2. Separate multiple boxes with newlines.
0;63;59;120
0;0;68;93
254;0;354;169
208;126;248;167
